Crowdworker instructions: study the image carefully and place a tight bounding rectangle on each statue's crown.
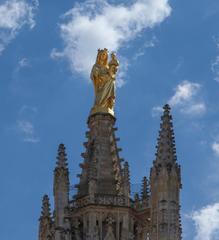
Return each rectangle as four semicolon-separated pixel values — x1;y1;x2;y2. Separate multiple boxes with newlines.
98;48;108;54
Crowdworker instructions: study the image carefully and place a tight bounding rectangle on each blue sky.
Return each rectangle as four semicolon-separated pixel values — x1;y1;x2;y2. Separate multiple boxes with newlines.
0;0;219;239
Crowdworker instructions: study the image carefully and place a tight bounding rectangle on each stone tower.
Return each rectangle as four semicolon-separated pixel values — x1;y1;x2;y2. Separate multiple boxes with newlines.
150;104;182;240
38;49;182;240
38;105;182;240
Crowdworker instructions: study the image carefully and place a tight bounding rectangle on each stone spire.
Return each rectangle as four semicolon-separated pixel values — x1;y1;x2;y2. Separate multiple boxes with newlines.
141;176;149;208
123;161;131;202
56;143;68;168
39;195;53;240
53;144;70;239
75;114;124;201
155;104;177;165
150;104;182;240
41;195;52;218
141;176;149;199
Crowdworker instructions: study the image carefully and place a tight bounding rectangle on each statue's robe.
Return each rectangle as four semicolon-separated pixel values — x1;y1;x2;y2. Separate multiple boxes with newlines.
90;64;115;115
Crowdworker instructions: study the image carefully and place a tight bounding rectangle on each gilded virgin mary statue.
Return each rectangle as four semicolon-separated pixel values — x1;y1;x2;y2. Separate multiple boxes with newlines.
90;48;119;116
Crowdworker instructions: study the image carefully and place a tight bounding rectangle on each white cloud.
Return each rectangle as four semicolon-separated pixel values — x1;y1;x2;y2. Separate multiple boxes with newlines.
169;81;201;106
52;0;171;80
212;55;219;82
169;81;206;116
191;203;219;240
116;56;129;87
152;81;206;117
212;142;219;156
16;105;39;143
151;106;163;117
0;0;38;54
180;102;206;116
211;38;219;82
17;120;39;143
133;35;158;60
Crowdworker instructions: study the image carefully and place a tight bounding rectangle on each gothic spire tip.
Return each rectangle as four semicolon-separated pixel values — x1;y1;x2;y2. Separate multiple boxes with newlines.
40;194;51;218
56;143;68;168
163;103;171;112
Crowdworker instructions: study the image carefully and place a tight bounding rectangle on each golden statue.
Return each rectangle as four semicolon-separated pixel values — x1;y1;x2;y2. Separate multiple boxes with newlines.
90;48;119;116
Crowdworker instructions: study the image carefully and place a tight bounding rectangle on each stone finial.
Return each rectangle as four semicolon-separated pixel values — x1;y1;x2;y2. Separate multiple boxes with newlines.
56;143;68;168
40;195;51;219
141;176;149;200
124;162;130;190
163;103;171;113
124;162;130;180
54;143;70;194
155;104;176;164
39;195;53;240
134;193;141;209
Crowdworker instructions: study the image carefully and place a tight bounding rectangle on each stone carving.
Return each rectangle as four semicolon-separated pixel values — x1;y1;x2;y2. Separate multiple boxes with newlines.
95;195;126;206
104;215;116;240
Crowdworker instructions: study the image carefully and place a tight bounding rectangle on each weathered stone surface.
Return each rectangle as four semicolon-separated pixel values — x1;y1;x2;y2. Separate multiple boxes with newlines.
150;104;182;240
76;113;124;198
38;105;182;240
